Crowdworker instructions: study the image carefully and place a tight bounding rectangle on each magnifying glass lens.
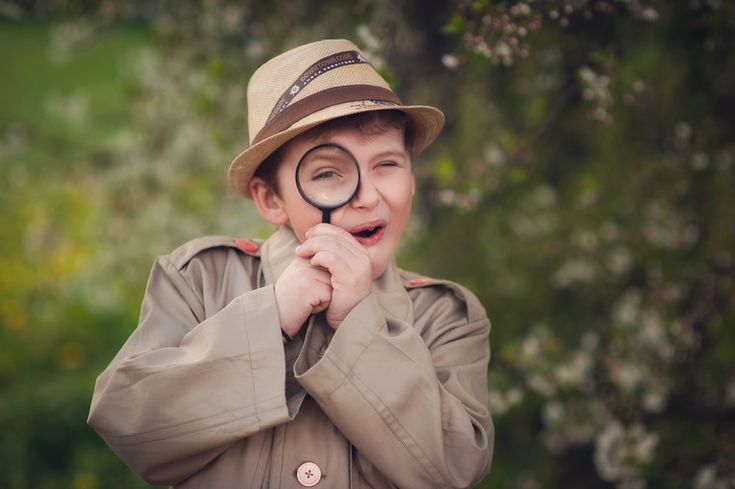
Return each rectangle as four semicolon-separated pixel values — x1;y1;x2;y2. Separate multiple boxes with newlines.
297;145;360;208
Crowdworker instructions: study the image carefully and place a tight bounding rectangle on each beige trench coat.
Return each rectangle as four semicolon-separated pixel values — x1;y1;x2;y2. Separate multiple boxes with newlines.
88;226;494;488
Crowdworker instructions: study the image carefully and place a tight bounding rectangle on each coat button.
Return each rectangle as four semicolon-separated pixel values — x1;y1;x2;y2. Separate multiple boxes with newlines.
296;461;322;487
234;238;259;253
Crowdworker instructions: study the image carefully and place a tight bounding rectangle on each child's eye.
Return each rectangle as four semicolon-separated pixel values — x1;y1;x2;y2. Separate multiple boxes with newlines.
314;169;339;180
377;161;398;168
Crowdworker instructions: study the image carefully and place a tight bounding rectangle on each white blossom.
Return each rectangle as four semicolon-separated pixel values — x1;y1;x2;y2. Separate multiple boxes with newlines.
441;54;460;70
594;421;658;486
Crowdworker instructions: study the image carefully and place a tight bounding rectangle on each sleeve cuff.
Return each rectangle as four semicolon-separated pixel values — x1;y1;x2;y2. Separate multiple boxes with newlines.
294;293;385;399
241;284;290;427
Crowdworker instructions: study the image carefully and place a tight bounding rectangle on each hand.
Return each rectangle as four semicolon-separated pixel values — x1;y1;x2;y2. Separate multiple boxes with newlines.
295;224;373;329
274;255;333;338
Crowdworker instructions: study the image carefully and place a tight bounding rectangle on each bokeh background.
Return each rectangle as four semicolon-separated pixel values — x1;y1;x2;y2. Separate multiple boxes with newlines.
2;1;734;488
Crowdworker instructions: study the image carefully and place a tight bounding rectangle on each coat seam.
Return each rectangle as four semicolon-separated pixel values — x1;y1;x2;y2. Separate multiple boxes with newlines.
432;317;491;369
319;315;384;397
97;401;286;445
161;255;206;325
239;295;264;430
319;318;452;487
348;370;450;487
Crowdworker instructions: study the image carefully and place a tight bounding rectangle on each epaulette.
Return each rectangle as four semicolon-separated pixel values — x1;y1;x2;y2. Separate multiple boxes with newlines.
400;269;440;289
399;269;486;323
167;235;263;270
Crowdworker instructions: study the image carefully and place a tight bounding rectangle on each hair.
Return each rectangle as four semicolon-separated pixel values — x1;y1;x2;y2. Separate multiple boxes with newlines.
253;110;413;196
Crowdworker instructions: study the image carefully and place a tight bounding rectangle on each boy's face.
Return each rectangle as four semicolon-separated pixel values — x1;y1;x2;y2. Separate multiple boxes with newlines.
258;125;414;279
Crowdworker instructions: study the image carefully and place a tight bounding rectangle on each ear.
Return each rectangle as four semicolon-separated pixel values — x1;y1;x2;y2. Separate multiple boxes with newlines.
410;172;416;198
249;176;289;226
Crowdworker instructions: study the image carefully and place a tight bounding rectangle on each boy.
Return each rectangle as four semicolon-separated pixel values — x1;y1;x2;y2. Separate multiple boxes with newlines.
88;39;493;488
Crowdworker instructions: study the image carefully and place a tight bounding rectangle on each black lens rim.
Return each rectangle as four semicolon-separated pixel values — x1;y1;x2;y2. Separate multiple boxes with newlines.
295;143;362;212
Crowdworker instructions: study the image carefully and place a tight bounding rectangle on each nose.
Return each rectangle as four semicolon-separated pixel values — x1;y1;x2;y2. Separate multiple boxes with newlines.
350;174;380;211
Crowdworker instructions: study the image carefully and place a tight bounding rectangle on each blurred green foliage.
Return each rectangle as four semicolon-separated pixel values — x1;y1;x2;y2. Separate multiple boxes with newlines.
1;1;734;488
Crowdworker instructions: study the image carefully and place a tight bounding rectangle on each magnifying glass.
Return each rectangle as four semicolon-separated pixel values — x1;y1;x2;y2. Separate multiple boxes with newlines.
295;143;361;223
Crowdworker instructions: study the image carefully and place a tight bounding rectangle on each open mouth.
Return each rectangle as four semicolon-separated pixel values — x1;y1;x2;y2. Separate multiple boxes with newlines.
349;220;387;245
352;225;383;238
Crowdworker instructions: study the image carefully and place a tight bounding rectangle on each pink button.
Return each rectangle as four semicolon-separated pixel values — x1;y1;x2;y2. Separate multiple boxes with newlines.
296;461;322;487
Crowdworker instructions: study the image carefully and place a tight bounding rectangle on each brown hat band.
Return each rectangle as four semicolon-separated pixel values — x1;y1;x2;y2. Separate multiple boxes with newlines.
265;50;369;124
251;84;402;145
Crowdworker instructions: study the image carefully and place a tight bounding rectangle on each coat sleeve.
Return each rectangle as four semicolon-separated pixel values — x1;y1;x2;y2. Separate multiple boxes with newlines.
87;252;290;486
294;281;494;489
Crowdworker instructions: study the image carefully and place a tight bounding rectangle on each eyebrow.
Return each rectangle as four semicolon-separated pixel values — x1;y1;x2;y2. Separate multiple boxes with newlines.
370;148;409;161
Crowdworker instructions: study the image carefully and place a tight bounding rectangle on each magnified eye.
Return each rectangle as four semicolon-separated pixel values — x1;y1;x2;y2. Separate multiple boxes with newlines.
313;168;340;180
296;143;361;209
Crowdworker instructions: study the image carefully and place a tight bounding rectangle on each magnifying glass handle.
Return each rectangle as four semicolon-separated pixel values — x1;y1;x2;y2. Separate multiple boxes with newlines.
321;210;331;224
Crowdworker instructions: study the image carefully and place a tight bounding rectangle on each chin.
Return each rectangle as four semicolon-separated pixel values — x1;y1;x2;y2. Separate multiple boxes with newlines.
367;238;400;279
369;255;390;280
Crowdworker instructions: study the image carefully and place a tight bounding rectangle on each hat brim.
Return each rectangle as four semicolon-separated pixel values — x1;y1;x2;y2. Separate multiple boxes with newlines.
228;101;445;199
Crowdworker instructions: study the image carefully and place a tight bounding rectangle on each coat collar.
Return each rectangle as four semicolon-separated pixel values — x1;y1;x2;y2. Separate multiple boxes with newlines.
259;225;300;286
259;225;414;324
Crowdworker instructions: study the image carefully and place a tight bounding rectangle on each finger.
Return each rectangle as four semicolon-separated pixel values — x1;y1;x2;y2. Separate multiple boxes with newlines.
305;223;352;240
308;250;339;273
302;225;355;245
309;250;364;281
308;282;332;306
312;297;330;314
305;223;367;249
294;257;334;283
298;233;366;261
284;257;334;293
308;266;333;286
294;244;314;258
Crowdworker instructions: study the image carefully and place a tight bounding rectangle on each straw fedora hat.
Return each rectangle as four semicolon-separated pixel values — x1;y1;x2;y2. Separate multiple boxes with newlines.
228;39;445;199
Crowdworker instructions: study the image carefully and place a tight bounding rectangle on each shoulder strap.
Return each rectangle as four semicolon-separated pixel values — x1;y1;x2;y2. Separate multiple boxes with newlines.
167;235;263;270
